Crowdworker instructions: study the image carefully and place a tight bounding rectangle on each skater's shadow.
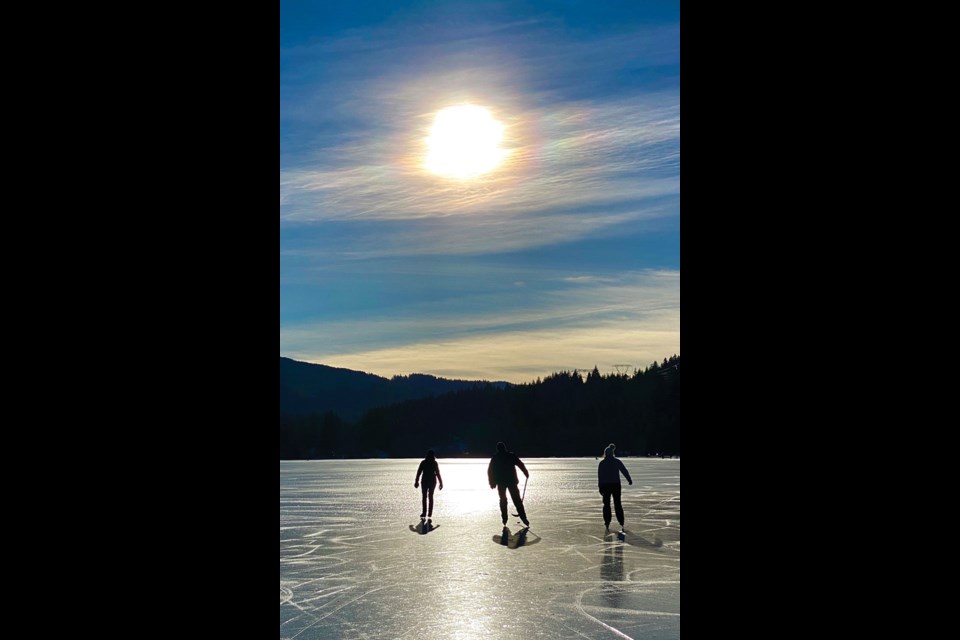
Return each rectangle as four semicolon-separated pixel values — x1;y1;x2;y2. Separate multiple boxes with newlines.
492;526;540;549
616;529;663;549
409;521;439;534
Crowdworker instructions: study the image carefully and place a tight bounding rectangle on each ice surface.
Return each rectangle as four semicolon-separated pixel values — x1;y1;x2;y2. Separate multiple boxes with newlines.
281;458;680;639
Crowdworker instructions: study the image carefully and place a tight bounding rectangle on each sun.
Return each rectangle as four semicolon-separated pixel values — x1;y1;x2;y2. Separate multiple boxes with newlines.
425;105;508;179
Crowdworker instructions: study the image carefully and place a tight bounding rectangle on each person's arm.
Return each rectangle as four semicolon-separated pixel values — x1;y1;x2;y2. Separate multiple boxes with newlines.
415;461;424;487
598;462;603;493
618;459;632;485
516;456;529;478
488;459;495;488
436;464;443;490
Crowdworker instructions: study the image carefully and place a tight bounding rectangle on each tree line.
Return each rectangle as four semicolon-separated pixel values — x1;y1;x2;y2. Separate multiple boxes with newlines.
280;355;679;459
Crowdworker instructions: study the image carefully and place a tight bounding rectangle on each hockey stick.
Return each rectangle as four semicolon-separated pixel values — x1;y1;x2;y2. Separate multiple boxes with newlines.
511;476;528;517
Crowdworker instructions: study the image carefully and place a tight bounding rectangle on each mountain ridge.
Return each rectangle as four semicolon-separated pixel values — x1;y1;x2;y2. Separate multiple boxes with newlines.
280;357;512;421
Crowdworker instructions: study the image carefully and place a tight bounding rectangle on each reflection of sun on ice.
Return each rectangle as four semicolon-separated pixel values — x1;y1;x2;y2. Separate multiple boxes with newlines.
425;105;508;179
438;459;494;515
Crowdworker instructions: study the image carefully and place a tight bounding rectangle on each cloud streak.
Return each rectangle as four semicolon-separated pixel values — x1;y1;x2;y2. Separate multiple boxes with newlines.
279;93;679;258
280;98;679;223
285;320;679;385
280;269;679;382
280;19;680;258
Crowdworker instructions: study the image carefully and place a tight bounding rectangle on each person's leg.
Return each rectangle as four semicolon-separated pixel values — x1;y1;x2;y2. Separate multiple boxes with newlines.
508;484;527;522
601;486;612;527
613;485;624;527
497;485;508;524
421;485;428;518
427;486;435;517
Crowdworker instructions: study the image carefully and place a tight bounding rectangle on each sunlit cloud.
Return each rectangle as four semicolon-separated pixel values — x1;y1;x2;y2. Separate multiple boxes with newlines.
280;270;679;383
279;98;679;224
286;321;679;385
279;93;678;258
280;20;680;258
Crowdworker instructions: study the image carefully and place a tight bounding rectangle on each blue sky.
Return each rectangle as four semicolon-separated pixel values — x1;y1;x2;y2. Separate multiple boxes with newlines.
280;1;680;383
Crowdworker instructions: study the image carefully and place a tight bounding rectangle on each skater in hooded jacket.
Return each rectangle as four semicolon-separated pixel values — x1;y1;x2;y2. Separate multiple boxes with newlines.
488;441;530;526
414;450;443;520
598;443;632;532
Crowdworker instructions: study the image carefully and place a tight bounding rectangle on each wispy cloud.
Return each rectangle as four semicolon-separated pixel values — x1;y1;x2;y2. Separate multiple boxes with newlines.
280;98;679;223
286;320;679;384
280;19;679;258
279;95;678;258
280;269;679;382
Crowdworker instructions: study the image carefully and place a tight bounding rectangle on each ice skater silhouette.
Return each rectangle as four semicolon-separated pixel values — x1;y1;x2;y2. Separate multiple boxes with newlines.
487;441;529;526
598;443;632;533
414;449;443;521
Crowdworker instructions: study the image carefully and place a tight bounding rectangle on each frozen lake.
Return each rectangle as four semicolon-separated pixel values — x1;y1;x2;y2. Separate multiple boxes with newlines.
281;457;680;639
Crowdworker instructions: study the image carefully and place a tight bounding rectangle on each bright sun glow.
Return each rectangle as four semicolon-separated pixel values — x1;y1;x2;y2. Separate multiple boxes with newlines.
437;459;496;515
425;105;508;179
